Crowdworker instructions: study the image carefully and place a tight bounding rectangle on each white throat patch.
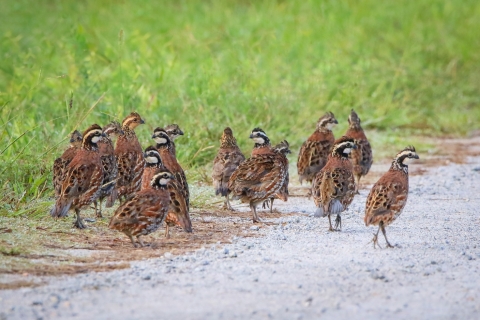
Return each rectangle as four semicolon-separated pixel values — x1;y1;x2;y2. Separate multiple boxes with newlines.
253;137;265;144
146;156;159;164
326;123;336;130
159;178;170;185
154;137;168;145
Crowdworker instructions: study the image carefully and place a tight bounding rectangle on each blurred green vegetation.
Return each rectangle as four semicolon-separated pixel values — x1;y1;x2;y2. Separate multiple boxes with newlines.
1;0;479;216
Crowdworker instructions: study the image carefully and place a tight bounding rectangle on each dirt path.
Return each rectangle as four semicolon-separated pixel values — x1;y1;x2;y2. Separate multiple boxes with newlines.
1;138;480;319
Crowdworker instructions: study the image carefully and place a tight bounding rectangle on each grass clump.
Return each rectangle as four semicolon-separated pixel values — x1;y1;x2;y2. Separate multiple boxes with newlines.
0;0;479;215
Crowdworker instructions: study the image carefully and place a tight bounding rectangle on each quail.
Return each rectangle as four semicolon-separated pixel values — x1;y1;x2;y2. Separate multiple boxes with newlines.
50;125;105;229
52;130;83;199
249;127;273;156
109;169;175;247
93;121;123;218
297;112;338;184
113;112;146;203
164;124;184;158
312;136;357;231
344;109;373;193
142;146;192;237
228;140;289;223
211;127;245;210
152;128;190;210
364;146;419;248
264;140;291;213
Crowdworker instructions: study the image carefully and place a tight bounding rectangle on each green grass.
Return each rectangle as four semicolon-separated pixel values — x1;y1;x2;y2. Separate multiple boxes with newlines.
1;0;479;216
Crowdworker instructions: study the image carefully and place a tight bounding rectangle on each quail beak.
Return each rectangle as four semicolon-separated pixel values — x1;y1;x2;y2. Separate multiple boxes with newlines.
69;138;75;143
151;133;157;139
102;133;107;137
352;144;358;150
333;119;339;124
140;119;145;124
120;129;125;135
179;130;184;136
414;154;420;159
249;134;254;139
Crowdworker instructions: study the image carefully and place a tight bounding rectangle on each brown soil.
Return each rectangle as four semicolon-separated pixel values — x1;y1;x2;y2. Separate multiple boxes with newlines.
0;207;293;287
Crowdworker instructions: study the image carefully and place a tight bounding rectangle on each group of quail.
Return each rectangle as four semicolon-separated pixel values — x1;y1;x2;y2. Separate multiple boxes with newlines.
51;110;419;249
51;112;192;247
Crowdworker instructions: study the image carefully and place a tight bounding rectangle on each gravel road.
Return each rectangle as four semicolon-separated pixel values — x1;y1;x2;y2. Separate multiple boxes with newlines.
1;157;480;319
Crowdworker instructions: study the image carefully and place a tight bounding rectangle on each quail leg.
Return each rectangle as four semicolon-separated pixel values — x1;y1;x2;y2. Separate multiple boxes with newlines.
225;195;234;211
251;204;262;223
355;174;361;194
269;198;274;213
73;209;86;229
262;200;270;210
334;214;342;231
381;222;394;248
136;236;145;247
306;189;312;200
372;225;382;249
95;199;103;218
128;234;138;248
165;224;170;239
328;214;335;231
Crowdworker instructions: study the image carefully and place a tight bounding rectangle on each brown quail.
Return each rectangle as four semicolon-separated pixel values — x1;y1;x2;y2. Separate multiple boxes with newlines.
142;146;192;238
364;146;419;248
109;169;174;247
312;136;357;231
93;121;123;218
113;112;145;204
152;128;190;211
264;140;291;213
50;125;105;229
250;128;273;156
164;124;184;158
345;109;373;193
228;140;289;223
212;127;245;210
297;112;338;184
53;130;83;199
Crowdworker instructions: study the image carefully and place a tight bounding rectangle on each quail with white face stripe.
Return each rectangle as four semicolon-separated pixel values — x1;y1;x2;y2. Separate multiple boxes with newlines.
364;146;419;248
312;136;357;231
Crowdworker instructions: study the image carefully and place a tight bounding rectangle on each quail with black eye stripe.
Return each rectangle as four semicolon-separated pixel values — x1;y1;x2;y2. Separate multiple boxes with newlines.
312;136;357;231
364;146;419;248
50;124;105;229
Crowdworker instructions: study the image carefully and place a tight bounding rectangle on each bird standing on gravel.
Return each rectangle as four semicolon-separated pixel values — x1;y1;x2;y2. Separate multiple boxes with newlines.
212;127;245;210
264;140;291;213
229;140;290;223
344;109;372;193
312;136;357;231
364;146;419;248
297;112;338;185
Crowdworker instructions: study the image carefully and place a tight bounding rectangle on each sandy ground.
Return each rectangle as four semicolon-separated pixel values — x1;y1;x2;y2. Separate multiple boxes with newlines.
1;153;480;319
